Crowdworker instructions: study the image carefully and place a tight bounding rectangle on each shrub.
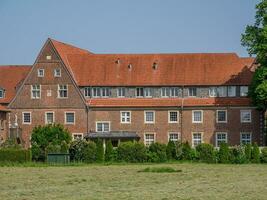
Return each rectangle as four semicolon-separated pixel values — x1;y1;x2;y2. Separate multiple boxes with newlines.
96;139;104;162
251;143;260;163
177;142;196;161
260;147;267;163
60;140;69;153
148;143;167;162
83;141;97;163
230;146;247;164
0;149;31;163
105;140;113;162
46;143;61;154
217;143;230;163
117;142;147;162
196;143;215;163
245;144;252;162
138;167;182;173
0;138;22;149
166;140;176;160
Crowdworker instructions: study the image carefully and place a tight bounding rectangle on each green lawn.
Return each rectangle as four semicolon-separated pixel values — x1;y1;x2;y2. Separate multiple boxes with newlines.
0;163;267;200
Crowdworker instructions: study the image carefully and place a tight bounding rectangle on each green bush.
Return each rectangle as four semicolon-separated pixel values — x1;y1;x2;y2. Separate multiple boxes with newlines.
46;143;61;154
117;142;147;162
105;140;113;162
0;139;22;149
177;142;196;160
148;143;167;162
96;139;104;162
0;149;31;163
251;143;260;163
83;141;97;163
166;140;176;160
218;143;230;163
245;144;252;162
230;146;247;164
196;143;215;163
260;147;267;163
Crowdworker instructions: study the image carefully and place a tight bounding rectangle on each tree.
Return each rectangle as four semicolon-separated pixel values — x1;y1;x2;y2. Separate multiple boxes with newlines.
105;140;113;162
31;124;72;161
166;140;176;160
241;0;267;110
251;143;260;163
96;139;104;162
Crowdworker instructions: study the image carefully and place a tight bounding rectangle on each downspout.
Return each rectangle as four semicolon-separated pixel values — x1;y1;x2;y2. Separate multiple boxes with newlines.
181;85;184;142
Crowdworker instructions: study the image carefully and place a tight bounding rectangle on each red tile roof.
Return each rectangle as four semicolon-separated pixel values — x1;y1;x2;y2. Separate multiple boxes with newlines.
0;65;31;103
87;97;252;108
0;104;9;112
49;39;255;86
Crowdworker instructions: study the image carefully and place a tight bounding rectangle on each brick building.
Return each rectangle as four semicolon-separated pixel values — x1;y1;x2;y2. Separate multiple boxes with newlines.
0;38;264;147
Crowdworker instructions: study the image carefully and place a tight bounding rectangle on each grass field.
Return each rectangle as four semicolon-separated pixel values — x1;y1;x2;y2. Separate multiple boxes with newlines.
0;163;267;200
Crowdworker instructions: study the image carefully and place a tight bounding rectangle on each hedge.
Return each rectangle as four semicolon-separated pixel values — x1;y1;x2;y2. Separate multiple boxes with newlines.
0;149;32;163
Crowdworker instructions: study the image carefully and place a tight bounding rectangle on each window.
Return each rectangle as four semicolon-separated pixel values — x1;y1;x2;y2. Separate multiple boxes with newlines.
240;132;252;145
240;86;248;97
170;87;179;97
209;87;217;97
92;87;101;97
46;55;51;60
228;86;236;97
65;112;75;124
216;110;227;123
168;132;180;142
31;85;41;99
217;86;227;97
72;133;83;140
0;120;4;130
144;111;155;123
47;90;52;97
0;89;4;98
144;88;152;97
84;87;91;97
161;87;169;97
101;88;110;97
45;112;54;124
117;87;126;97
121;111;131;123
136;87;144;97
192;133;202;147
58;85;68;98
188;88;197;97
37;69;44;77
168;111;179;123
241;110;251;123
192;110;203;123
54;69;61;77
96;122;110;132
144;133;155;146
216;132;227;147
22;112;31;124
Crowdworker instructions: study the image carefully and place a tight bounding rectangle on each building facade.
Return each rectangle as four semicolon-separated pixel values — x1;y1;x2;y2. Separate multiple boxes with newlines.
0;38;264;147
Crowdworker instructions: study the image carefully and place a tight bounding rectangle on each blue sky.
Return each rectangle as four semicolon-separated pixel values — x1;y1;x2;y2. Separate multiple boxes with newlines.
0;0;260;65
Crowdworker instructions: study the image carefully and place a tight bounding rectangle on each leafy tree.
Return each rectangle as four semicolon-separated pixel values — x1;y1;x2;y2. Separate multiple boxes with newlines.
251;143;260;163
245;144;252;162
241;0;267;110
218;143;230;164
105;140;113;162
96;139;104;162
166;140;176;160
31;124;71;161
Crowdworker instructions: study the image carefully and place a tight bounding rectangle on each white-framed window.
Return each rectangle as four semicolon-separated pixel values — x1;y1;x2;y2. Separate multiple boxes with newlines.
84;87;90;97
120;111;131;123
144;133;155;146
216;132;227;147
72;133;83;140
216;110;227;123
92;87;101;97
45;112;54;124
240;132;252;145
168;111;179;123
168;132;180;142
0;89;4;98
65;112;75;124
37;69;44;77
188;88;197;97
47;90;52;97
22;112;31;124
117;87;126;97
227;86;236;97
101;88;110;97
240;110;251;123
240;86;248;97
170;87;179;97
144;111;155;123
136;87;144;97
58;85;68;98
192;132;203;147
144;88;152;97
192;110;203;123
31;85;41;99
161;87;169;97
217;86;227;97
46;55;51;60
209;87;217;97
54;69;61;77
96;121;110;132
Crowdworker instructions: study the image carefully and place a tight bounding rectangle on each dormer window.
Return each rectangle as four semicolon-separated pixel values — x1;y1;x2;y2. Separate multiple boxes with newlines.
37;69;44;77
0;89;4;98
54;69;61;77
